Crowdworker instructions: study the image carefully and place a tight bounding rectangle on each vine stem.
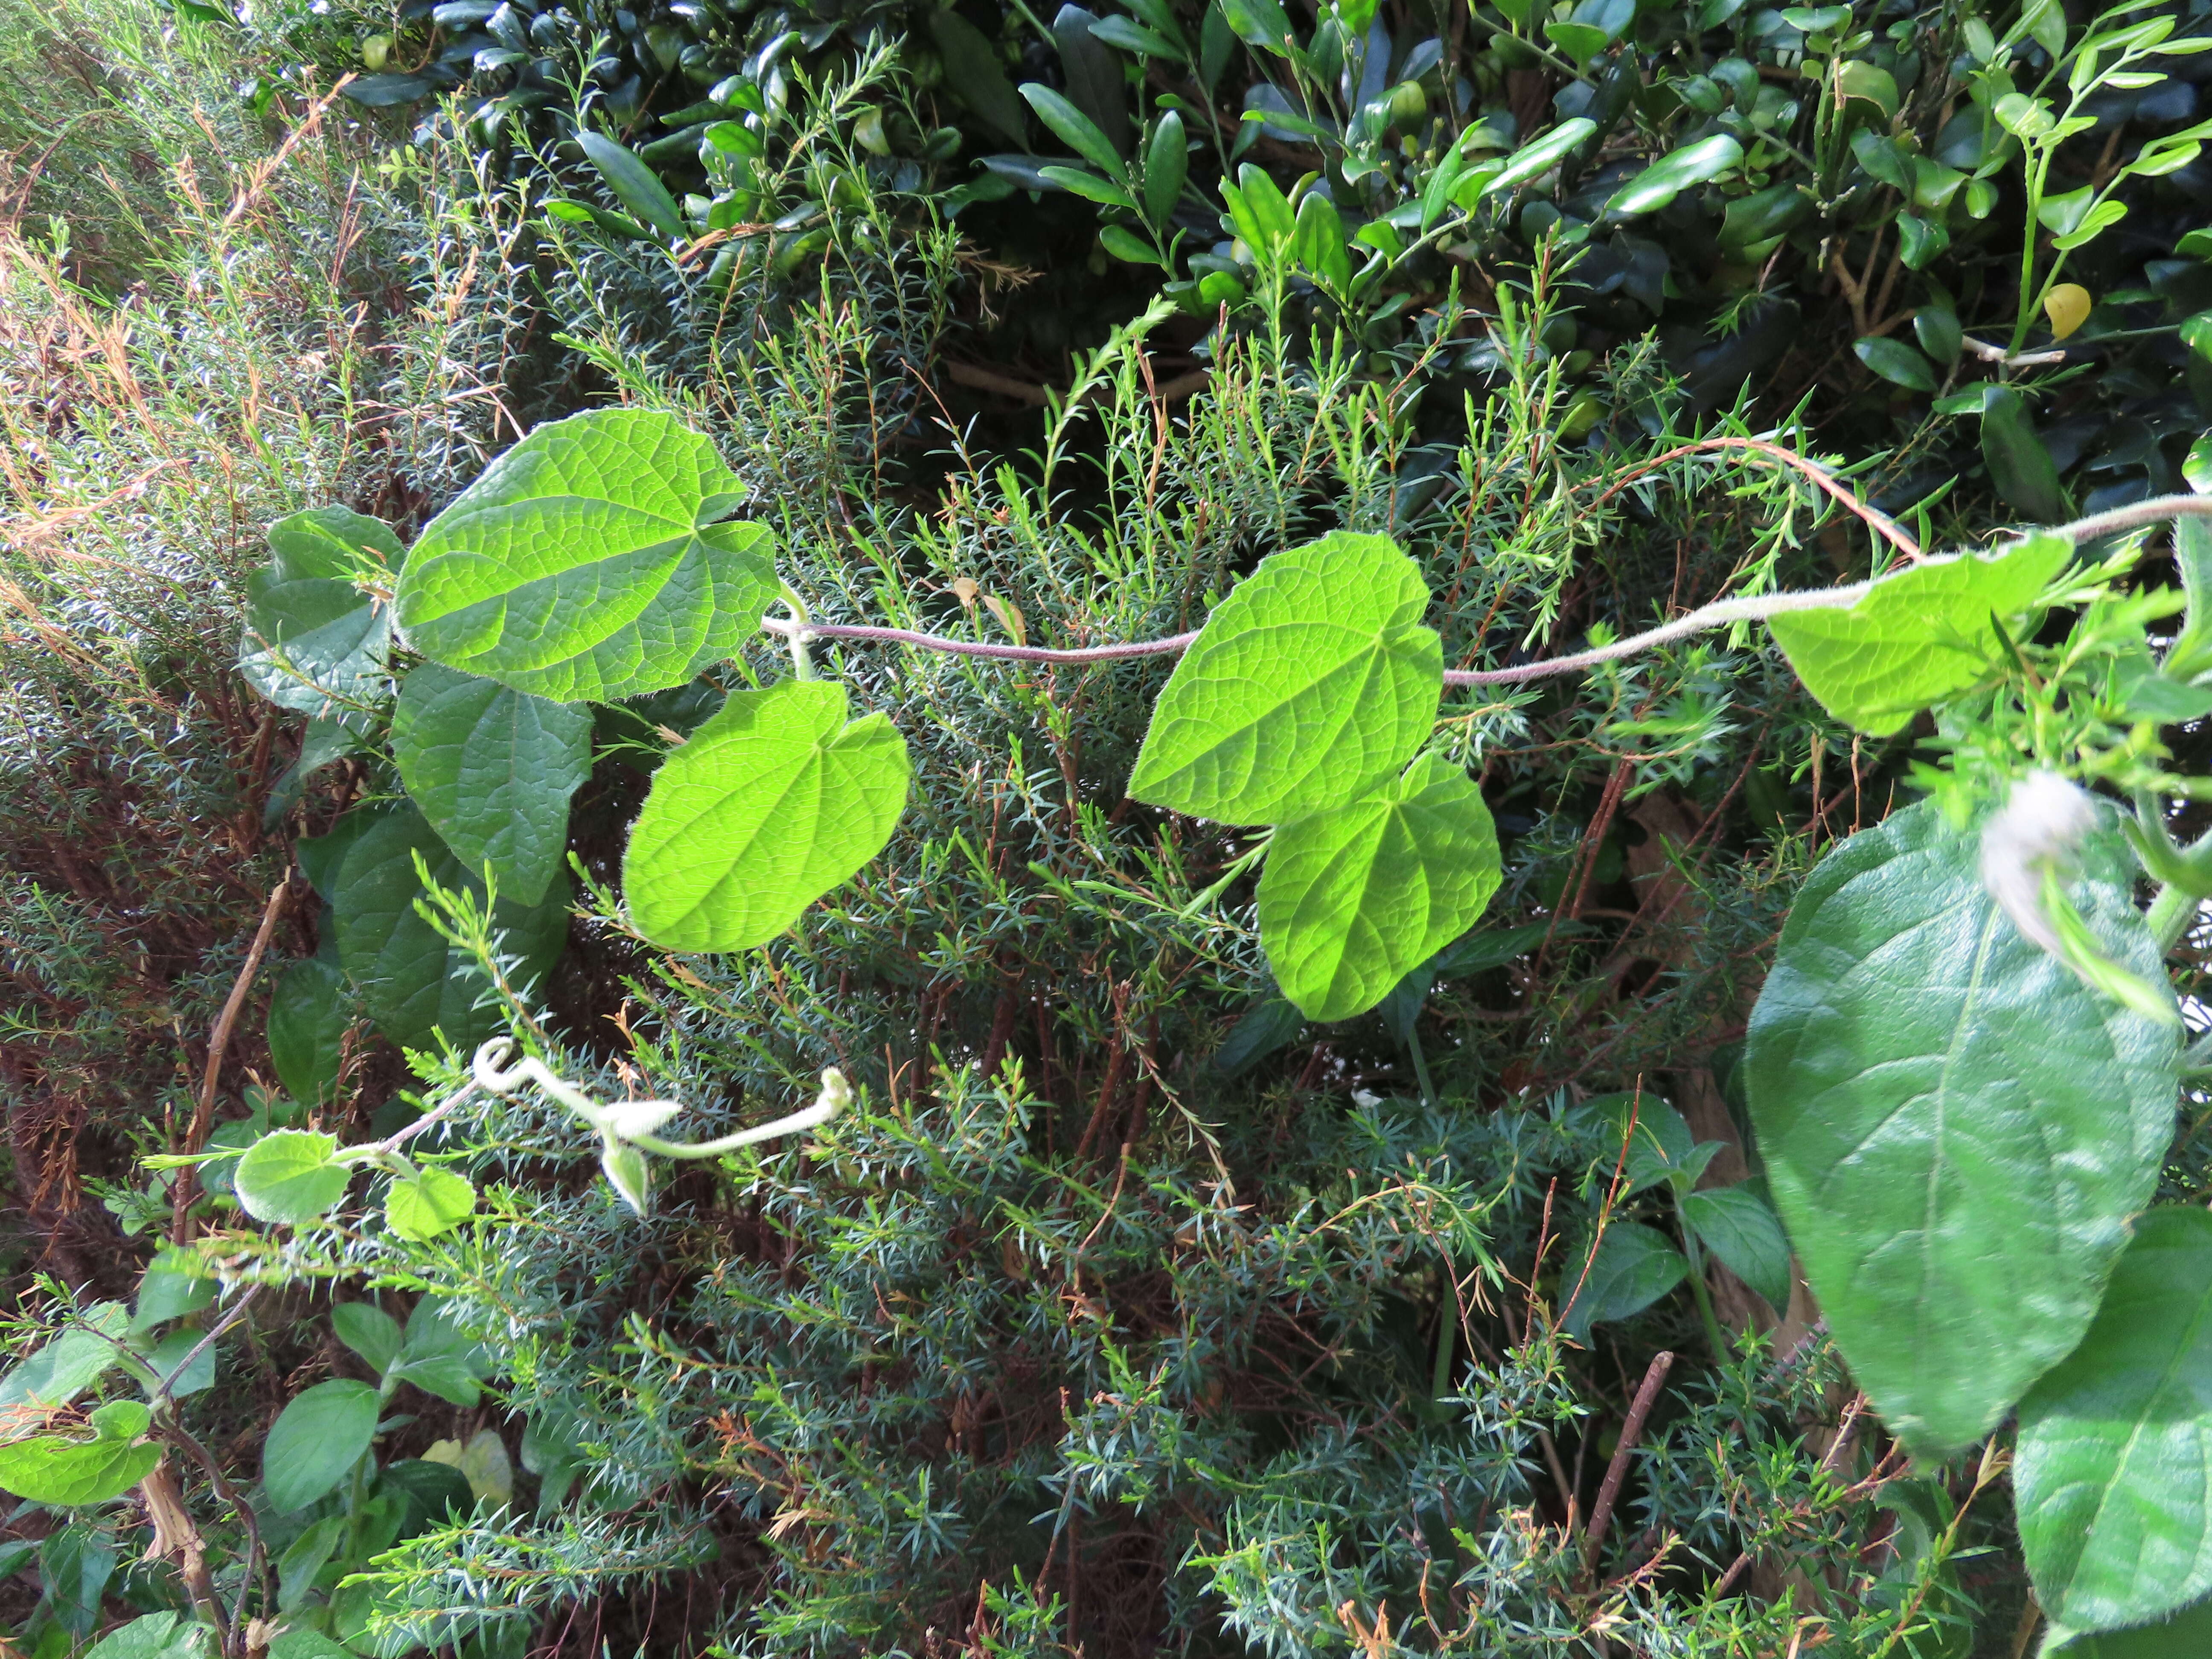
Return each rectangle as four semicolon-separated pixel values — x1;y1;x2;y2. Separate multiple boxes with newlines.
759;497;2212;689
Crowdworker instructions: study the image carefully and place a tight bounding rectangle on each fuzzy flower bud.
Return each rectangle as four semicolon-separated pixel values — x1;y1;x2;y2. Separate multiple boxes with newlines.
1980;769;2098;955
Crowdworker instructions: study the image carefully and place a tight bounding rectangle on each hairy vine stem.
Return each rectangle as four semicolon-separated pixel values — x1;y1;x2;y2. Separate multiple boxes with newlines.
762;495;2212;688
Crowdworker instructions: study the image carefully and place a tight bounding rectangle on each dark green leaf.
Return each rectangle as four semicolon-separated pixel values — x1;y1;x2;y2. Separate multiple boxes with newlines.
1020;82;1124;178
1682;1184;1793;1310
263;1379;380;1513
576;129;684;242
266;957;348;1107
330;801;570;1051
1854;335;1938;393
928;9;1027;144
1143;109;1187;228
1051;6;1130;157
333;1303;404;1375
1981;384;2069;524
1561;1222;1689;1341
1212;995;1305;1076
1744;802;2177;1456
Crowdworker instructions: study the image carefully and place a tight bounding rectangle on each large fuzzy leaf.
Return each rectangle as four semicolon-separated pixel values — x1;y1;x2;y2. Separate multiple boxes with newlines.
394;410;776;701
1253;754;1501;1020
623;678;910;952
391;663;594;904
2017;1208;2212;1633
1129;533;1441;826
330;802;570;1050
1764;533;2069;735
1744;801;2176;1456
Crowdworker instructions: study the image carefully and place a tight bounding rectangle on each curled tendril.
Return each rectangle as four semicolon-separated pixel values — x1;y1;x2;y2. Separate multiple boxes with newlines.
469;1038;851;1212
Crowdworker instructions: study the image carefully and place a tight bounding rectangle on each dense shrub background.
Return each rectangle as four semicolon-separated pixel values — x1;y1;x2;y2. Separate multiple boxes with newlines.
4;0;2211;1653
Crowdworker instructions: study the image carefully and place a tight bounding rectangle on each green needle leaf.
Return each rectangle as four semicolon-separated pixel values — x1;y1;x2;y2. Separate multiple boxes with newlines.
624;678;911;953
1130;532;1442;825
391;663;594;905
395;409;777;702
2017;1208;2212;1633
1254;754;1502;1021
1744;801;2177;1456
1765;532;2070;734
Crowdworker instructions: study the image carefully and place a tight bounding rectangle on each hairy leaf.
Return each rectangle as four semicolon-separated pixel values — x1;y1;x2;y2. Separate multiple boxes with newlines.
624;678;911;952
1254;754;1501;1020
0;1304;129;1408
1765;533;2069;734
2017;1208;2212;1633
1745;801;2176;1455
395;409;776;702
1130;533;1441;825
391;663;593;904
2043;1598;2212;1656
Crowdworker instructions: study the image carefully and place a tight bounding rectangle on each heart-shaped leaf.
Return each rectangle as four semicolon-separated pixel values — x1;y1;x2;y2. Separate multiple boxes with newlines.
1131;533;1441;825
1253;754;1502;1020
392;664;594;905
233;1129;351;1225
1765;532;2070;734
624;678;910;952
1744;801;2177;1456
395;409;777;703
239;506;402;715
2017;1208;2212;1633
385;1166;478;1243
0;1400;161;1507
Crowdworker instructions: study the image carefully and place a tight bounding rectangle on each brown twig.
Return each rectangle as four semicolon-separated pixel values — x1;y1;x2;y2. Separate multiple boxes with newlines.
170;876;290;1243
1581;1350;1676;1575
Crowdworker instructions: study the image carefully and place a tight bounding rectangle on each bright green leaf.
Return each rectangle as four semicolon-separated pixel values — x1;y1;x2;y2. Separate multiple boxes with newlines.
84;1611;207;1659
385;1166;477;1242
2043;1599;2212;1657
1836;60;1898;119
624;677;911;952
1605;134;1742;217
1216;0;1292;53
2017;1208;2212;1633
0;1400;161;1507
1765;532;2070;734
1481;119;1598;197
1744;802;2177;1456
1682;1185;1793;1310
329;801;570;1051
1561;1222;1689;1341
145;1328;214;1400
233;1129;350;1225
391;663;594;905
1253;754;1502;1021
239;506;401;716
394;409;777;703
1129;533;1441;825
1143;109;1187;227
262;1378;380;1513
